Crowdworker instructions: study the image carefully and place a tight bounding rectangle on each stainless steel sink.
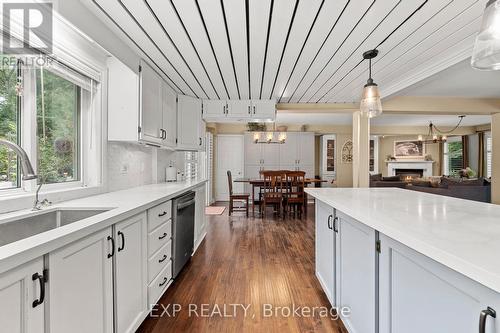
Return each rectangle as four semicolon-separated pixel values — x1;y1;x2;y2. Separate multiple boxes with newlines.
0;208;110;247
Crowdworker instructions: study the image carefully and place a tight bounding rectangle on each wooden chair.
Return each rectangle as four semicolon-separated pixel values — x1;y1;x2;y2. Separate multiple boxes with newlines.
261;171;286;218
227;171;249;217
284;171;306;218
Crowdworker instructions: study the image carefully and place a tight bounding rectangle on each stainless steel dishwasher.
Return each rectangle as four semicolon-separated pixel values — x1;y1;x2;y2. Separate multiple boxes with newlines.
172;191;196;278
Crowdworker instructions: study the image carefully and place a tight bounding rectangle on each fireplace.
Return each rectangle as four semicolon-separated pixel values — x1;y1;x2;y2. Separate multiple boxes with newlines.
395;169;424;182
387;160;434;178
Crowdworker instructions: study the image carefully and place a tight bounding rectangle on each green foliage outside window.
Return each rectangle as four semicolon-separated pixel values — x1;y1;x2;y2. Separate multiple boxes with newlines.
447;141;463;177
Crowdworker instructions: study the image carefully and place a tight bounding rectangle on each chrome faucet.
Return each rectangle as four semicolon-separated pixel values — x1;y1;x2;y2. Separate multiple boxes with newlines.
0;138;37;180
33;182;51;211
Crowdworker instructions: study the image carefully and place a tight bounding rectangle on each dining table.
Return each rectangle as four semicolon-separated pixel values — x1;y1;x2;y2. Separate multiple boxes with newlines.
233;177;327;217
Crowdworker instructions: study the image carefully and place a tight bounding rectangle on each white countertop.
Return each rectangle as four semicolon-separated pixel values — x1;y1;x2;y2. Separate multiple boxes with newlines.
0;179;206;274
305;188;500;294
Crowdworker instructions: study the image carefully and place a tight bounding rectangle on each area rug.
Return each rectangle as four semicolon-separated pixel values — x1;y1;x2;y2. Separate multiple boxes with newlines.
205;206;226;215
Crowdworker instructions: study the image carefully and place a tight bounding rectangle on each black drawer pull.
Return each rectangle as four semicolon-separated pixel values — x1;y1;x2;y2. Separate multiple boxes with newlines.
159;232;168;240
32;271;46;308
159;254;168;263
159;277;168;287
107;236;115;258
479;307;496;333
158;211;167;217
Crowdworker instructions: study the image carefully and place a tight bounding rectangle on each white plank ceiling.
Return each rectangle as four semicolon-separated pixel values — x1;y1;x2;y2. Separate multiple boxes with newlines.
82;0;486;103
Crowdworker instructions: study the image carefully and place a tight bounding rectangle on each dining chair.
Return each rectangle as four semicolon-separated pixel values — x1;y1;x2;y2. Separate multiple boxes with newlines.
261;170;286;218
227;171;250;217
284;171;306;218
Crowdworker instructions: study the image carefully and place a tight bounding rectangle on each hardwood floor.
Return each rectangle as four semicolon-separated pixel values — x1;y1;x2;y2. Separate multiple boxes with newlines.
138;203;347;333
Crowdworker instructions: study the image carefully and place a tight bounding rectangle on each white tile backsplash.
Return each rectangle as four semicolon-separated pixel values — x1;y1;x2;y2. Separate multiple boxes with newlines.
107;142;183;192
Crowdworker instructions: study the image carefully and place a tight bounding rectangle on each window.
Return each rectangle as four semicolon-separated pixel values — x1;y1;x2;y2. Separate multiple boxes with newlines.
486;132;492;178
185;151;198;180
36;69;81;184
443;137;463;176
0;57;20;189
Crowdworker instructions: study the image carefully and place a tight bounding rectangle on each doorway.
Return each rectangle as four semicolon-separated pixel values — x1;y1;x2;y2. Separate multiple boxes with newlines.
215;135;244;201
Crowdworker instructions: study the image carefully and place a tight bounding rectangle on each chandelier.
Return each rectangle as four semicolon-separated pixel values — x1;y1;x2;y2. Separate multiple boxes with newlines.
253;123;286;144
418;115;465;144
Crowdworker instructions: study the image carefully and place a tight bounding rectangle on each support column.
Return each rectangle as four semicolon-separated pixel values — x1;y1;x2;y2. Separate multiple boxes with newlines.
352;111;370;188
492;113;500;204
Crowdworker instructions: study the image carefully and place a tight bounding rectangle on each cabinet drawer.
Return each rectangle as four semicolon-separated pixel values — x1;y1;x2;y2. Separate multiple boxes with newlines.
148;261;172;305
148;220;172;256
148;240;172;282
147;201;172;232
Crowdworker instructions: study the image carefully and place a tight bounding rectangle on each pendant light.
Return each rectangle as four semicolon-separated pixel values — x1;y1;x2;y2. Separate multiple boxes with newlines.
471;0;500;70
360;49;382;118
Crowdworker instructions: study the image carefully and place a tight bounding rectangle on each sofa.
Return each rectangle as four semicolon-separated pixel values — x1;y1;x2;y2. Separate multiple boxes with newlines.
370;174;491;203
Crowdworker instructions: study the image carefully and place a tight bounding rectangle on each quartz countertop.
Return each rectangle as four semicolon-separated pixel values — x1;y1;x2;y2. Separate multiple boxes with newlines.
305;188;500;293
0;179;206;274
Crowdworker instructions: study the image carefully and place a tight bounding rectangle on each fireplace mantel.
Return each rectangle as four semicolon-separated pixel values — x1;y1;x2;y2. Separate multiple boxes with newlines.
386;160;434;177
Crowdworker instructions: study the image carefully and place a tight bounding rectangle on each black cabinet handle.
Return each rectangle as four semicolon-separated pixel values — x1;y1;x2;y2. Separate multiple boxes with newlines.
479;307;496;333
158;211;167;217
32;270;46;308
159;277;168;287
199;137;202;146
117;231;125;252
107;235;115;258
248;105;251;114
159;254;168;263
333;217;339;233
159;232;168;240
327;215;333;230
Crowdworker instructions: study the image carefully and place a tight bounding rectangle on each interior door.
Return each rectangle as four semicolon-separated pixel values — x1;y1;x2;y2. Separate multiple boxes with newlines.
216;135;244;201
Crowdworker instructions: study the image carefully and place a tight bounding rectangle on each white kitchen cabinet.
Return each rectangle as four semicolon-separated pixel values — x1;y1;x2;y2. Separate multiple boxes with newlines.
202;99;226;118
0;257;45;333
335;211;377;333
279;133;298;166
315;200;335;306
261;142;280;166
162;82;177;148
114;213;148;333
49;227;114;333
379;234;500;333
139;60;163;145
251;99;276;119
194;184;207;250
177;94;203;151
244;133;263;166
198;111;206;151
298;132;315;167
227;100;252;119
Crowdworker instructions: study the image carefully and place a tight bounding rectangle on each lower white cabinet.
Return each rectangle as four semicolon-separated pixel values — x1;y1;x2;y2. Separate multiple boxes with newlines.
194;184;207;249
315;200;335;305
113;213;148;333
49;227;114;333
379;234;500;333
335;211;377;333
0;257;45;333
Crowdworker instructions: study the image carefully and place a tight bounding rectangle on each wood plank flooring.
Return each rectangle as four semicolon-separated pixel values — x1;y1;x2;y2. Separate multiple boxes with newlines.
138;203;347;333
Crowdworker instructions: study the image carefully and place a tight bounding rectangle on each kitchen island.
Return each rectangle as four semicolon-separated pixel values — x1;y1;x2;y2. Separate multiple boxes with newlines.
305;187;500;333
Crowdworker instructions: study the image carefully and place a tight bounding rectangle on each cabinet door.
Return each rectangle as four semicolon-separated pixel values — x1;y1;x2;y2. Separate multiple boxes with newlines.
114;213;148;333
227;100;251;119
315;200;335;306
335;212;377;333
194;184;207;248
49;227;114;333
379;234;500;333
0;258;44;333
262;141;280;166
202;100;226;119
279;132;298;166
298;132;315;166
198;117;206;152
177;95;202;150
139;61;163;145
251;100;276;120
162;83;177;148
244;133;262;165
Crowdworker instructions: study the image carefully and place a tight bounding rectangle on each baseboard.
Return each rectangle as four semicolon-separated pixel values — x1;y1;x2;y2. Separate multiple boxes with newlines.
193;231;207;254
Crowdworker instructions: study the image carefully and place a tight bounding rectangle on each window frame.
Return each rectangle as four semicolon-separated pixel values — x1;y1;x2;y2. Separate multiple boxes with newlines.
442;136;463;177
485;131;492;179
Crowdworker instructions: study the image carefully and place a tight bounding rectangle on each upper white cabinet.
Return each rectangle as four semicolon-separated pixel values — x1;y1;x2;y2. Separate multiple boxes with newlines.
177;95;205;151
315;200;335;306
49;227;114;333
108;58;177;149
202;99;275;121
379;234;500;333
0;257;45;333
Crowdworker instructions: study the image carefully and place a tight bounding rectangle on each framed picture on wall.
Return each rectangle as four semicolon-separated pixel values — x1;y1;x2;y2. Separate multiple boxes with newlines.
394;140;425;158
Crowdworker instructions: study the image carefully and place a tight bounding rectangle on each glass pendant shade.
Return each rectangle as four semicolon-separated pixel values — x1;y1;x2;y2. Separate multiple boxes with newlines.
471;0;500;70
360;83;382;118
